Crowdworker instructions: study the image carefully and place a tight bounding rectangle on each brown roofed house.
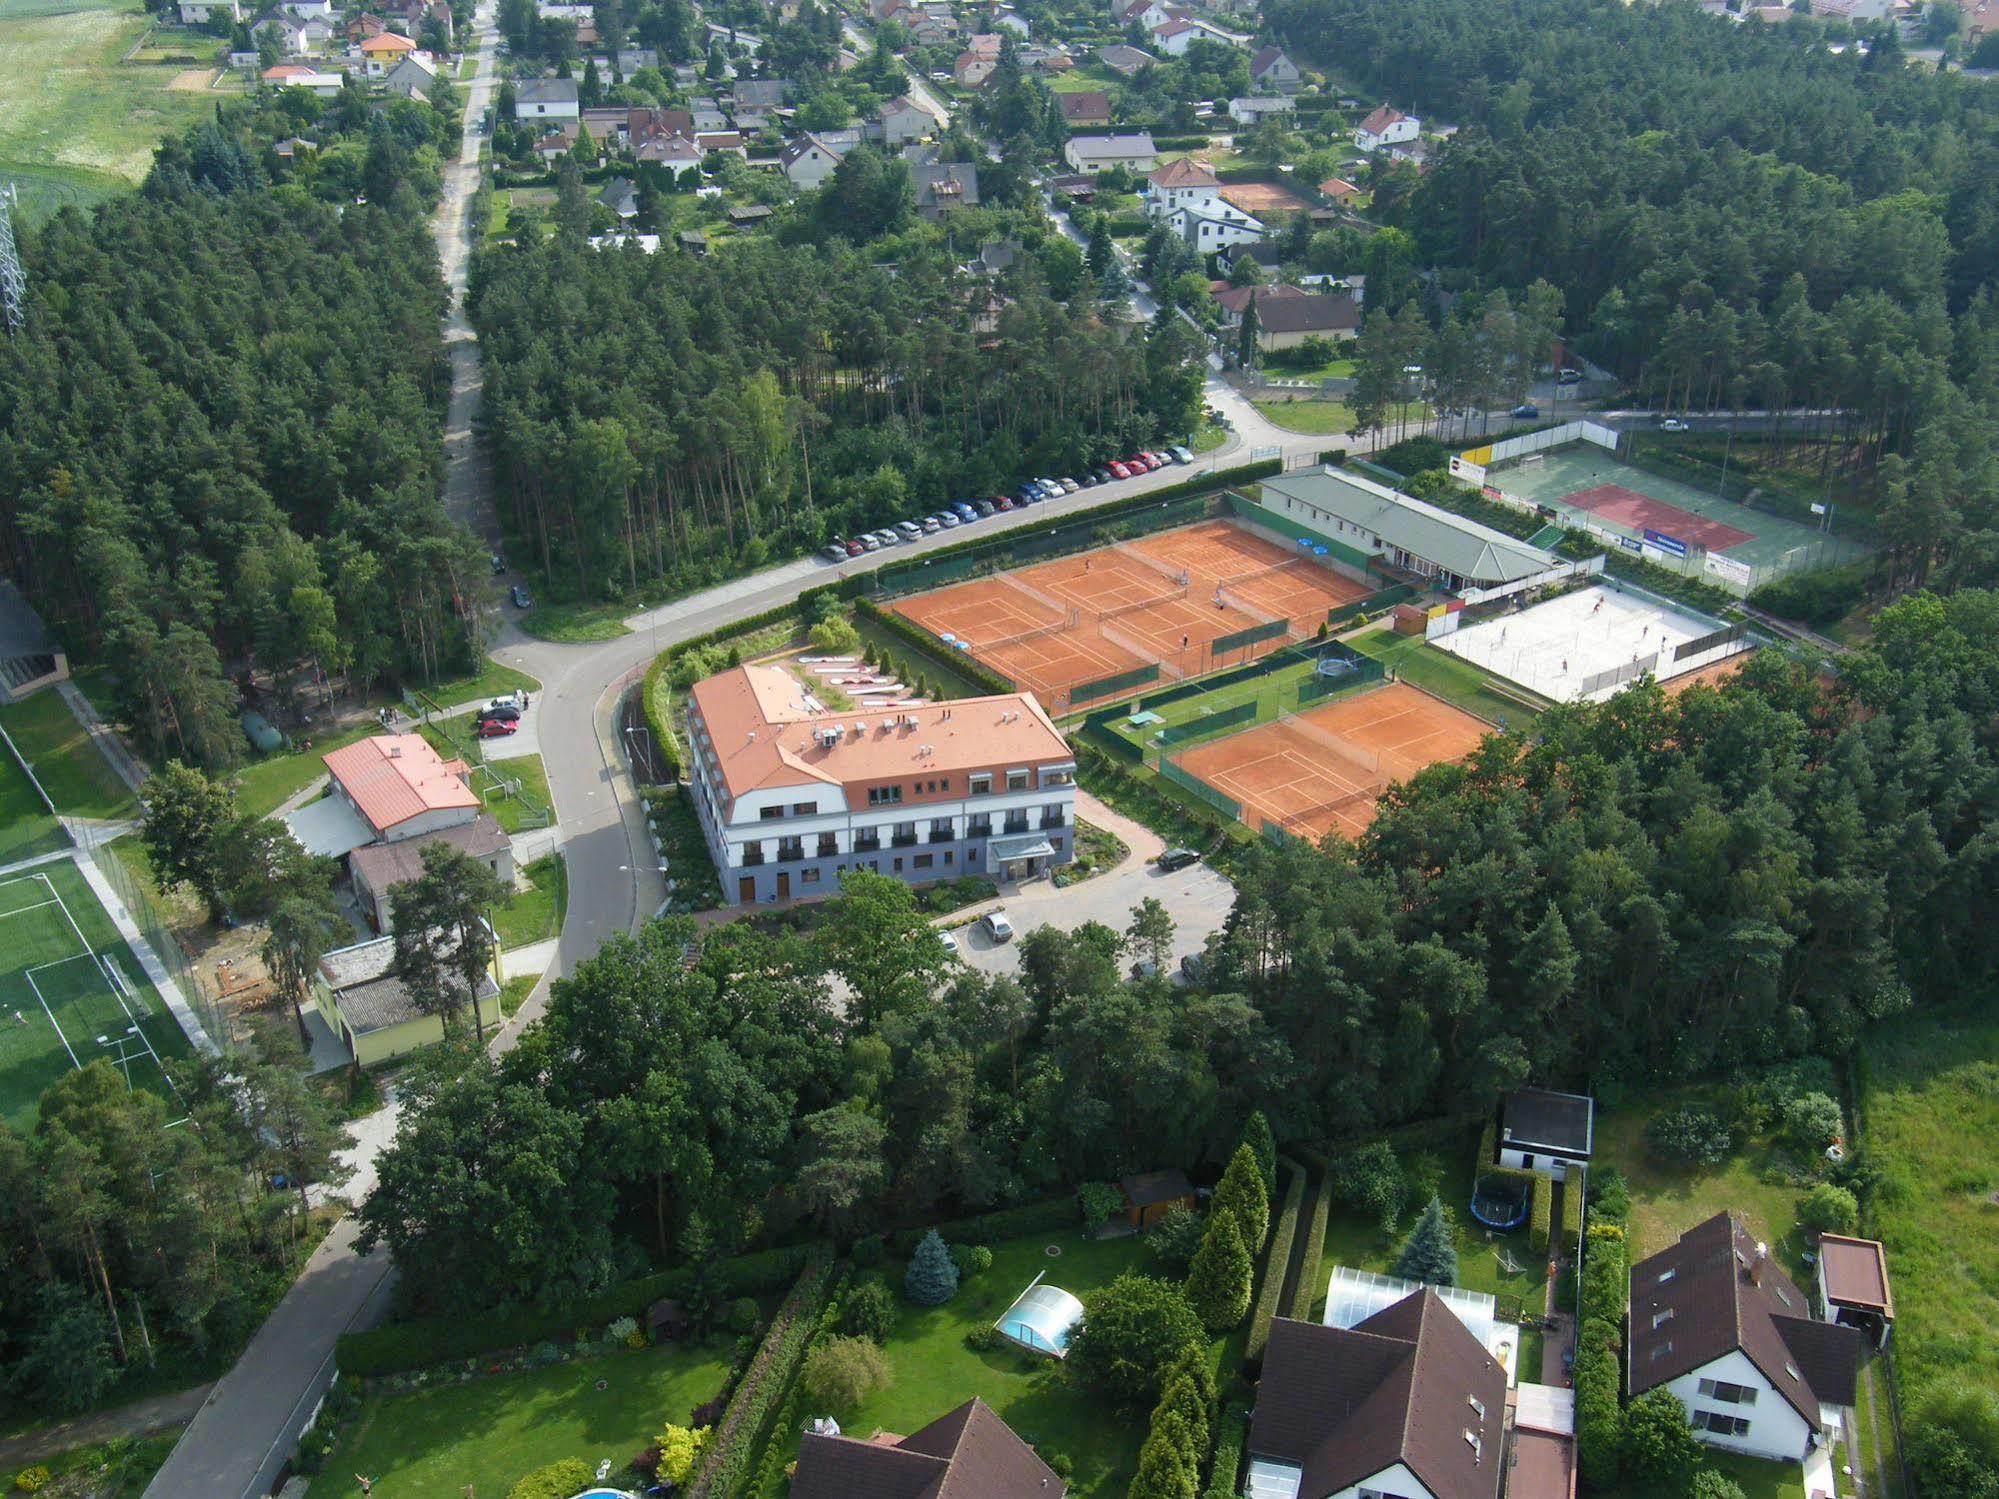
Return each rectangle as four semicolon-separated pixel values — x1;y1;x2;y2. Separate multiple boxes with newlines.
1250;1292;1507;1499
790;1398;1066;1498
1628;1211;1863;1462
1058;90;1112;127
1814;1234;1893;1350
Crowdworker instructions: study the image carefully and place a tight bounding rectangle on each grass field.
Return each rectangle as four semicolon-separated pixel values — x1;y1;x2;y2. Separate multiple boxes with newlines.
0;741;66;865
1860;1006;1999;1412
417;714;554;832
755;1231;1155;1497
0;858;188;1133
304;1342;734;1499
0;0;224;224
492;852;565;950
231;719;383;820
0;689;136;822
514;599;634;641
1252;399;1427;436
1346;627;1548;730
1087;649;1381;758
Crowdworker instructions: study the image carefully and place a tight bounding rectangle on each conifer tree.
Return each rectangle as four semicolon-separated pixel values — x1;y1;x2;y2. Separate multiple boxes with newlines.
903;1228;960;1305
1185;1208;1252;1331
1391;1194;1459;1287
1211;1143;1269;1252
1241;1110;1277;1199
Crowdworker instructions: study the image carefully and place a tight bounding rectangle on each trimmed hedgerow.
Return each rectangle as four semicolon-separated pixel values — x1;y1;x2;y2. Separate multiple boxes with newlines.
1286;1155;1333;1323
1528;1168;1555;1255
1203;1402;1249;1499
746;1292;845;1496
887;1197;1075;1255
854;596;1018;696
1560;1172;1585;1253
1244;1158;1307;1370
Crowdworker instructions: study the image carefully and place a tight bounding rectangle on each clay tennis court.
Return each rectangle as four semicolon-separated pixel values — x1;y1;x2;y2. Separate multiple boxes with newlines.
892;519;1366;706
1219;181;1310;216
1561;484;1753;552
1172;682;1490;842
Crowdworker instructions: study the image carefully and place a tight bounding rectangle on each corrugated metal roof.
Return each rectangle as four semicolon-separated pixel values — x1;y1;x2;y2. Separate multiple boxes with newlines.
1260;467;1561;585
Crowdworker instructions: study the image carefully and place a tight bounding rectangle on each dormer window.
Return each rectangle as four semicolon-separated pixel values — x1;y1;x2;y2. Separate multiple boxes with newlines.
1652;1308;1676;1330
1468;1395;1486;1420
1657;1268;1677;1283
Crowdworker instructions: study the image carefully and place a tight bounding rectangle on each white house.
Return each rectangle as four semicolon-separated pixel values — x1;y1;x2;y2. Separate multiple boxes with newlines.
988;4;1030;34
262;63;346;93
1145;155;1222;218
877;94;941;147
179;0;241;22
1628;1213;1863;1464
1227;94;1296;126
514;76;580;120
1494;1087;1595;1181
780;132;844;188
1063;132;1157;173
685;663;1077;906
261;10;334;52
381;51;439;97
1249;43;1300;91
1356;104;1421;151
1169;202;1264;252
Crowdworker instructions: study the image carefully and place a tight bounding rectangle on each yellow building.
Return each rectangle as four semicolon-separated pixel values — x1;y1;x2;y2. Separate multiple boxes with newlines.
312;935;501;1067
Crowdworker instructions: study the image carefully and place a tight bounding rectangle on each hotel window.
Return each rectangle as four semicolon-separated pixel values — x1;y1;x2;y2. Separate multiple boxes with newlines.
790;801;818;816
867;785;903;806
914;853;933;868
969;773;992;795
1006;769;1029;791
800;868;821;884
816;833;837;857
759;806;784;820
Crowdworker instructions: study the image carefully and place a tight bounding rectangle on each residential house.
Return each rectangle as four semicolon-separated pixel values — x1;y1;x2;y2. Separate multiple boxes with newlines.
262;63;345;93
962;31;1005;56
988;4;1030;33
311;936;502;1067
581;105;632;141
271;136;319;160
1492;1087;1595;1181
954;49;999;86
628;105;694;142
1969;0;1999;37
381;51;439;97
906;2;959;42
688;96;729;132
791;1400;1065;1499
601;175;639;219
684;662;1077;905
1117;1170;1195;1230
1318;175;1360;204
727;203;774;226
393;0;452;44
1058;90;1112;127
594;45;658;69
1147;155;1222;217
347;815;514;934
911;155;979;217
678;229;709;255
730;76;790;125
1170;201;1265;253
357;30;417;76
1095;42;1155;75
1248;1292;1507;1499
1228;93;1296;126
1356;104;1421;151
1020;45;1074;73
279;0;333;17
1249;43;1300;91
696;130;747;157
877;93;941;146
1247;287;1362;346
1218;239;1282;277
1812;0;1894;18
1814;1235;1894;1351
636;131;702;169
1627;1212;1864;1462
262;11;334;54
781;132;846;188
1049;172;1096;200
1063;132;1157;173
1150;13;1242;52
1117;0;1172;29
344;9;387;40
514;77;581;120
1386;137;1431;170
977;237;1022;274
178;0;241;22
284;733;481;858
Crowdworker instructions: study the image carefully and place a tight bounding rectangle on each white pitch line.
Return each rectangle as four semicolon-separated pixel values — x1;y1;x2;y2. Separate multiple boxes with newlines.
23;968;79;1069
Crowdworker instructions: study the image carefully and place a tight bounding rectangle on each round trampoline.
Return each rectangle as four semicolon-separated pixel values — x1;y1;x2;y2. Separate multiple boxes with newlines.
1469;1173;1531;1231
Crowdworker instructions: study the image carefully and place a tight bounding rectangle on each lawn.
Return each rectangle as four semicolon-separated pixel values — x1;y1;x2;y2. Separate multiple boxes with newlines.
645;785;724;911
0;0;220;224
304;1342;734;1499
419;657;541;712
230;718;385;820
1593;1085;1818;1278
1088;650;1380;758
516;598;634;642
1860;1006;1999;1412
1251;399;1428;436
1346;627;1548;730
0;688;136;822
1047;63;1119;92
758;1231;1155;1497
0;742;65;865
1263;353;1358;383
415;714;554;832
1189;419;1230;455
1599;1449;1805;1499
492;852;566;950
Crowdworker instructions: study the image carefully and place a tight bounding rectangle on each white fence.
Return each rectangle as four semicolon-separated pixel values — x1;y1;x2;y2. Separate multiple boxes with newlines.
1457;554;1605;608
1479;419;1619;467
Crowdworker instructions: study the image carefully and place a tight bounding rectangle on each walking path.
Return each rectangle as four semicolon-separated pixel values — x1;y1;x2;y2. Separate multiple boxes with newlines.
0;1385;212;1471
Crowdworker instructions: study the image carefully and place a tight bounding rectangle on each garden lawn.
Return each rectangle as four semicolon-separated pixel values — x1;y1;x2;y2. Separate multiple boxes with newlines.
492;853;566;950
0;745;64;865
231;719;384;820
1597;1448;1805;1499
1251;399;1427;436
771;1232;1155;1496
0;689;136;821
1190;419;1230;455
1860;1005;1999;1413
420;658;541;712
414;714;554;832
1594;1086;1815;1277
1346;629;1547;730
304;1343;732;1499
516;599;633;642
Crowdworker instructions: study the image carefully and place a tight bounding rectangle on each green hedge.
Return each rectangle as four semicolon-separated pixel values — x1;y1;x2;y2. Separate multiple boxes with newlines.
688;1253;839;1499
1476;1117;1498;1170
1573;1315;1624;1485
639;651;686;783
1245;1158;1306;1370
1560;1171;1584;1253
887;1196;1076;1255
745;1289;844;1496
1074;738;1239;853
1528;1168;1554;1255
854;596;1017;697
336;1245;815;1377
1286;1155;1333;1323
1204;1402;1249;1499
1151;134;1212;150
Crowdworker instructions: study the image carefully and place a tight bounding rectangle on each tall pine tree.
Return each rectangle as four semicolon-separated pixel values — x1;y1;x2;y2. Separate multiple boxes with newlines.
1185;1208;1252;1331
1211;1143;1269;1253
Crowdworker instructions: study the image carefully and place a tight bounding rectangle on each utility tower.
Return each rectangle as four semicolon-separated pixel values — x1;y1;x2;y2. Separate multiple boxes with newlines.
0;183;25;337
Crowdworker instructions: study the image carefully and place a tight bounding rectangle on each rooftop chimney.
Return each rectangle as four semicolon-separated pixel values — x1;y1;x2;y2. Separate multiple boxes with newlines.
387;744;401;757
1751;1242;1768;1283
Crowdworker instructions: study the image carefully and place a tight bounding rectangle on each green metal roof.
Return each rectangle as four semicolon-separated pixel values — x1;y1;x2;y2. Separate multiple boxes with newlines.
1260;467;1561;586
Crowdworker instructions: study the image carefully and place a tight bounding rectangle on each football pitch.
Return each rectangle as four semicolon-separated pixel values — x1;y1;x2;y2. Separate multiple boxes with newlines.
0;860;190;1132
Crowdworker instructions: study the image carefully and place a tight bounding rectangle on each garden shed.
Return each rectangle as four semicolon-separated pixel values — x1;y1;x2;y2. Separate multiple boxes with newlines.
646;1298;690;1341
996;1274;1084;1357
1118;1169;1195;1230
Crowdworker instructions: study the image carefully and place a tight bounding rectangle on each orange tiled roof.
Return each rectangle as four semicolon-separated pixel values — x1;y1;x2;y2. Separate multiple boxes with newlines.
322;734;478;834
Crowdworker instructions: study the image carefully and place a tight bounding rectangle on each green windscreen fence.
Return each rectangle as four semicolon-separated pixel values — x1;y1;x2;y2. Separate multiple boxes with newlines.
1326;584;1414;629
1071;662;1160;705
873;492;1216;597
1156;699;1257;746
1295;657;1385;705
1262;820;1298;847
1211;617;1289;657
1161;757;1241;819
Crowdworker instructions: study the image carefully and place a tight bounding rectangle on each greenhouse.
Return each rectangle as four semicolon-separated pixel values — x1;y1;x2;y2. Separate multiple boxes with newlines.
996;1276;1084;1358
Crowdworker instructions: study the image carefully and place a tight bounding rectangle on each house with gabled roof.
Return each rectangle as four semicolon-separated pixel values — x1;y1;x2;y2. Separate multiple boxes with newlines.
1628;1211;1863;1463
1249;1291;1507;1499
357;28;416;75
1058;90;1112;126
781;132;846;188
1250;44;1300;91
790;1398;1066;1497
515;76;580;119
1356;105;1420;151
1096;42;1155;75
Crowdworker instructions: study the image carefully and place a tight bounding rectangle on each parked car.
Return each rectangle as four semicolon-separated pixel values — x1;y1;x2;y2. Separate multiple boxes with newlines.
952;502;978;520
490;551;506;574
898;520;923;540
1557;367;1583;385
1510;403;1540;420
1080;471;1099;487
1179;951;1211;984
874;529;901;546
1109;460;1131;479
1092;466;1114;484
939;929;960;957
937;512;961;528
510;584;533;608
1059;477;1080;493
845;538;866;554
973;499;996;516
921;516;942;533
981;910;1016;943
1170;444;1194;464
822;543;849;562
475;718;519;738
859;534;881;551
478;700;522;722
1660;417;1689;432
1156;847;1201;871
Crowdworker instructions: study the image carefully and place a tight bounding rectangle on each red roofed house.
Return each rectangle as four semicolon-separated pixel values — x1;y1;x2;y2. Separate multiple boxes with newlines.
1356;104;1420;151
283;734;514;935
790;1399;1065;1498
1319;175;1360;204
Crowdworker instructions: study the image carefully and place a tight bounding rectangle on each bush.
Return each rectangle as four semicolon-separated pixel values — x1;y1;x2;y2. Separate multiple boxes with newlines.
1579;1221;1629;1323
654;1424;709;1485
807;615;861;654
1645;1105;1734;1165
1068;1273;1205;1406
1330;1140;1404;1232
12;1468;50;1494
1749;559;1871;626
1286;1161;1333;1322
1245;1159;1306;1367
964;1323;1004;1352
1623;1387;1703;1485
1186;1207;1253;1331
1782;1090;1844;1152
1690;1470;1751;1499
948;1242;993;1279
1078;1180;1125;1229
850;1233;885;1267
1559;1171;1584;1252
688;1253;838;1497
1145;1204;1208;1277
1572;1317;1625;1485
886;1197;1074;1254
839;1276;899;1344
1797;1182;1860;1236
1588;1166;1631;1225
507;1458;595;1499
727;1297;760;1335
801;1335;891;1412
607;1314;639;1343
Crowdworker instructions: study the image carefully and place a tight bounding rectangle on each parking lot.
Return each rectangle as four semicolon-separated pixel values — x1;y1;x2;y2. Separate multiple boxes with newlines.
948;850;1233;979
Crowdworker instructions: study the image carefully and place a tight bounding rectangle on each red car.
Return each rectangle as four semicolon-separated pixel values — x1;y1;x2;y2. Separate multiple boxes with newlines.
476;718;519;738
844;539;865;556
992;495;1013;511
1140;452;1163;471
1108;460;1131;479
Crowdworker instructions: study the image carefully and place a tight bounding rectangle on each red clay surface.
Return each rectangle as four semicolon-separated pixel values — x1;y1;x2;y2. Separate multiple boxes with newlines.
1564;483;1754;552
891;520;1372;707
1173;681;1489;842
1661;649;1754;697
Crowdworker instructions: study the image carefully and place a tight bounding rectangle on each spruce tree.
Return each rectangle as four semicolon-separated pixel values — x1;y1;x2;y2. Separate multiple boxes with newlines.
1185;1208;1252;1331
1241;1110;1277;1200
903;1228;960;1305
1391;1195;1459;1287
1211;1143;1269;1253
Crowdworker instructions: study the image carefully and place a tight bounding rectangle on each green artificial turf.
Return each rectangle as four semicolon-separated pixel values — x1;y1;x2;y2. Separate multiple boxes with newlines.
0;689;137;822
